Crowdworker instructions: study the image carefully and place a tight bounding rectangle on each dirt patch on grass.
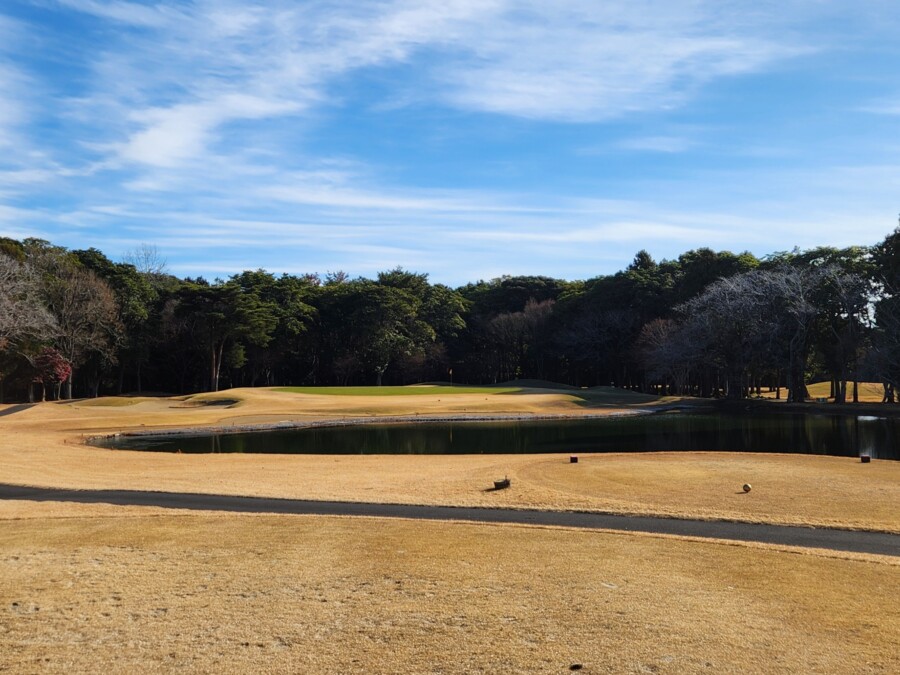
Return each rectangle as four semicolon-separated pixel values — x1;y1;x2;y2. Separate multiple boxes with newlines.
0;514;896;674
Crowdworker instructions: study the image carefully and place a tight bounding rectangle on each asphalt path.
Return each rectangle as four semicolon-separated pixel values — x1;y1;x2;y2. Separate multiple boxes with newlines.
1;483;897;557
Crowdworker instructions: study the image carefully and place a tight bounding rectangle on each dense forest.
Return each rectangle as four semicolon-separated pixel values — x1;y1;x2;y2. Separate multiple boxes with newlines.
4;229;900;404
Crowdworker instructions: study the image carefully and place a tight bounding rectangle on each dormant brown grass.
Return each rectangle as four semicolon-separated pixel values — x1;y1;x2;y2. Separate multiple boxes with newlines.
1;514;897;674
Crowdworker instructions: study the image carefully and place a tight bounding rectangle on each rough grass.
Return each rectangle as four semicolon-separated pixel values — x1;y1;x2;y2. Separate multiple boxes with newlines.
62;397;143;407
1;514;897;674
517;452;900;532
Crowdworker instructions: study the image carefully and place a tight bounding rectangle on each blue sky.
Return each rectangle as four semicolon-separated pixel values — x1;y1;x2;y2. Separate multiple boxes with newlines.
1;1;899;285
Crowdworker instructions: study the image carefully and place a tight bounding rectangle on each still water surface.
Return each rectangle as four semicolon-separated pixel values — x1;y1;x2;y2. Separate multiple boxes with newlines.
100;413;899;459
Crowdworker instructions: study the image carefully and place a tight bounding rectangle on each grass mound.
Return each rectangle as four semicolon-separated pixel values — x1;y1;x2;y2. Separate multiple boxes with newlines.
72;397;143;407
583;386;660;402
495;379;579;391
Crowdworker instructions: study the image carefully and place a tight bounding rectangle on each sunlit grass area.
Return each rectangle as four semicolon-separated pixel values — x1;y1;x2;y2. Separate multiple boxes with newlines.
0;513;896;674
757;381;886;403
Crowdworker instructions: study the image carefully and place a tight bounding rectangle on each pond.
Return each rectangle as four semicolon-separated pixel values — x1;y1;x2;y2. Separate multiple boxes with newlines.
96;412;899;459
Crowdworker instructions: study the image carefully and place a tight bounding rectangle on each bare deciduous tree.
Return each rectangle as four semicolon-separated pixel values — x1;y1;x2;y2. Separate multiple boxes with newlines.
636;318;701;395
42;265;122;398
0;254;57;401
760;266;825;402
817;267;871;402
123;243;168;278
679;271;772;398
0;253;56;348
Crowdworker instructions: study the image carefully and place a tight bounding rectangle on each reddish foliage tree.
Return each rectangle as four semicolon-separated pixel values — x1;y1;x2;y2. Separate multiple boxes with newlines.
32;347;72;401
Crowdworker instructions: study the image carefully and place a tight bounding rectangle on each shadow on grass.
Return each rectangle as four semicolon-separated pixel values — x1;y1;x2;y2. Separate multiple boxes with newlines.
0;403;35;417
494;381;663;408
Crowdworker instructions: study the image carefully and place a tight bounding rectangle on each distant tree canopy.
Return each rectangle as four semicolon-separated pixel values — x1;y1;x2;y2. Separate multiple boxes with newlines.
2;230;900;402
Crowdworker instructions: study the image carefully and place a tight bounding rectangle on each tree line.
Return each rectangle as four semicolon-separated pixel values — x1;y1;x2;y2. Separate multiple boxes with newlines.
4;230;900;403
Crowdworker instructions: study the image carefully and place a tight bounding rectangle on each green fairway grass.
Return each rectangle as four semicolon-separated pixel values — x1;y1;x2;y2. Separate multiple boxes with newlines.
270;383;664;406
273;385;521;396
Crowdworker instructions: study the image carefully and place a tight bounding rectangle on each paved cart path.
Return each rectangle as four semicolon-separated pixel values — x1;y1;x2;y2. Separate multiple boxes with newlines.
1;483;897;557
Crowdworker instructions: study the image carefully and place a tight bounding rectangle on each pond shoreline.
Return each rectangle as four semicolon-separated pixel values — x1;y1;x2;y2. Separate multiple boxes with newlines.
91;405;696;443
90;396;900;445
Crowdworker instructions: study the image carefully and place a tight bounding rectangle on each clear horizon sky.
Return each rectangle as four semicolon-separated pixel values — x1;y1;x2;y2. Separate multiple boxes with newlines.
1;1;899;285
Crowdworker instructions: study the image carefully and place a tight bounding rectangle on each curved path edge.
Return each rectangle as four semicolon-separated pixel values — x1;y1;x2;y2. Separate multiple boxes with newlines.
1;483;897;557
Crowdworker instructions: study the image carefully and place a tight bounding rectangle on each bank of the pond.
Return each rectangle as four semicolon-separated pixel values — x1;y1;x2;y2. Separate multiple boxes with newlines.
88;409;662;443
719;396;900;417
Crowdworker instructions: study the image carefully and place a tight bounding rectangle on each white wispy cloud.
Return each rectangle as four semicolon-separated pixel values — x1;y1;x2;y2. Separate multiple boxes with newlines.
257;169;552;214
0;14;32;154
118;95;304;168
462;221;733;245
13;173;893;285
0;168;58;188
860;99;900;115
618;136;695;153
0;203;40;224
57;1;502;171
437;1;806;121
55;0;178;28
53;0;813;174
0;64;25;150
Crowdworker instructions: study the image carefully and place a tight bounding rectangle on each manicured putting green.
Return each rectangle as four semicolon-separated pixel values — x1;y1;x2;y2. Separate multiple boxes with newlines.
273;386;521;396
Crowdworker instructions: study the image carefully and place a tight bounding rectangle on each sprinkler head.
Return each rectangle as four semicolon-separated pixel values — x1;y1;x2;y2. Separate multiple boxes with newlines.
743;483;752;493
